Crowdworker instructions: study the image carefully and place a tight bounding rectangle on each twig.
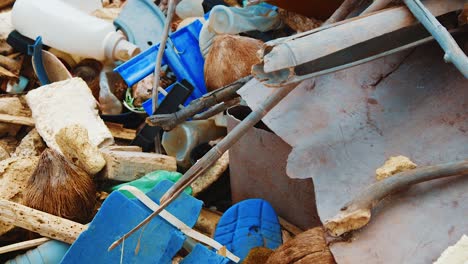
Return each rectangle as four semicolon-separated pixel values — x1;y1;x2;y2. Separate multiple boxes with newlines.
361;0;394;15
324;160;468;237
109;82;299;251
0;237;50;254
192;97;241;120
152;0;176;114
146;76;251;130
402;0;468;78
323;0;362;26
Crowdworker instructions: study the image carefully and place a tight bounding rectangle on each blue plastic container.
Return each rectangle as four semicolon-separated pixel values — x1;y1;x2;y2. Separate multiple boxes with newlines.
5;240;69;264
115;19;207;115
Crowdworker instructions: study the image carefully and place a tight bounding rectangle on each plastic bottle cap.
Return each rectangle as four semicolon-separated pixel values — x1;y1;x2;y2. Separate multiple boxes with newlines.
104;31;141;61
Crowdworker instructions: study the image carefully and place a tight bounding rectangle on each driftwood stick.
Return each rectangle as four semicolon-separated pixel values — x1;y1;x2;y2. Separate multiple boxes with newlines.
0;54;22;76
402;0;468;78
0;237;51;254
146;76;251;130
109;82;299;251
0;113;35;126
152;0;176;113
324;160;468;237
361;0;394;15
192;97;241;120
323;0;362;25
0;199;86;244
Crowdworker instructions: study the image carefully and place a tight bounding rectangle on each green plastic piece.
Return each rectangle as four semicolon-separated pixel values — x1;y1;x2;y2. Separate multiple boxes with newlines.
112;170;193;198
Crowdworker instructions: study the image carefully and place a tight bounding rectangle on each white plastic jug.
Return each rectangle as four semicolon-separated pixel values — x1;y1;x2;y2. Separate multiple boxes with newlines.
208;5;282;35
12;0;139;61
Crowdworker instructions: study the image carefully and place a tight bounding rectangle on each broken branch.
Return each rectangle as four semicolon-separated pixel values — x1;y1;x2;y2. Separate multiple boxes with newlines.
324;160;468;237
146;76;251;130
192;97;241;120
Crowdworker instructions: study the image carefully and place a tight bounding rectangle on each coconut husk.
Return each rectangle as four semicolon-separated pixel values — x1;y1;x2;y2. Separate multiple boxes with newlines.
244;247;274;264
204;35;263;92
266;227;335;264
23;149;96;224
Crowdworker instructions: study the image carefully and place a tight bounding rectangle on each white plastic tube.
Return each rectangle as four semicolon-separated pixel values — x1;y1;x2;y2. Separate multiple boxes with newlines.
12;0;139;61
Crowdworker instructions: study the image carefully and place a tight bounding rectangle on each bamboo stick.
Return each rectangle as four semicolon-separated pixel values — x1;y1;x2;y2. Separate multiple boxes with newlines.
0;199;86;244
402;0;468;78
109;82;299;251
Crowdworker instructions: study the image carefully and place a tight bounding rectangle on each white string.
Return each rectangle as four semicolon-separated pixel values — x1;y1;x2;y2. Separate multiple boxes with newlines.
118;186;240;263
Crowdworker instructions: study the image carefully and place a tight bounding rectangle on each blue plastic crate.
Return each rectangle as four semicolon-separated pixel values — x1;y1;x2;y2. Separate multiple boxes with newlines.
115;19;207;115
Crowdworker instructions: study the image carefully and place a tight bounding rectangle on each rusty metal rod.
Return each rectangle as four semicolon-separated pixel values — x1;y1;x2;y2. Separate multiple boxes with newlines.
402;0;468;78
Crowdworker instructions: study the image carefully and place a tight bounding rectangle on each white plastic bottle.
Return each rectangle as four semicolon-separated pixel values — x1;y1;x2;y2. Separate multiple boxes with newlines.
12;0;140;61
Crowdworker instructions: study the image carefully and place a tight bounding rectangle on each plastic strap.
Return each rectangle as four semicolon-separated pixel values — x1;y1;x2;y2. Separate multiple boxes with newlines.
118;186;240;263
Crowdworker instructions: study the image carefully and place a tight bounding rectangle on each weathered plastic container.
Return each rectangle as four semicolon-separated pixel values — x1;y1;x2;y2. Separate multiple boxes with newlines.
5;240;69;264
227;106;320;230
162;119;226;169
12;0;139;61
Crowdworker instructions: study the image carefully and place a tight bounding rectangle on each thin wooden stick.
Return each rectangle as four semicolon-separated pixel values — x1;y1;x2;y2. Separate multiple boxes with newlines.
0;199;86;244
323;0;363;26
402;0;468;78
0;237;50;254
146;76;251;130
192;97;241;120
361;0;394;15
0;114;35;126
108;82;299;251
324;160;468;237
152;0;176;114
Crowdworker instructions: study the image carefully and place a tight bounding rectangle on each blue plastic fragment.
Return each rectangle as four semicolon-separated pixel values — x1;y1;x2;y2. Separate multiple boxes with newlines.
28;36;50;86
114;19;207;109
214;199;283;262
114;0;166;52
61;180;203;264
180;244;230;264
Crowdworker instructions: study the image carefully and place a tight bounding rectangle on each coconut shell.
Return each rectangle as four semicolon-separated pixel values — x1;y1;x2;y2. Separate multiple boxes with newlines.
23;149;96;224
266;227;335;264
204;35;263;92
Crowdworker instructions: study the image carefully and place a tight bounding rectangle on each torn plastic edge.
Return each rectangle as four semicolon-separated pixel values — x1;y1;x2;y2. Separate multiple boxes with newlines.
118;186;240;263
